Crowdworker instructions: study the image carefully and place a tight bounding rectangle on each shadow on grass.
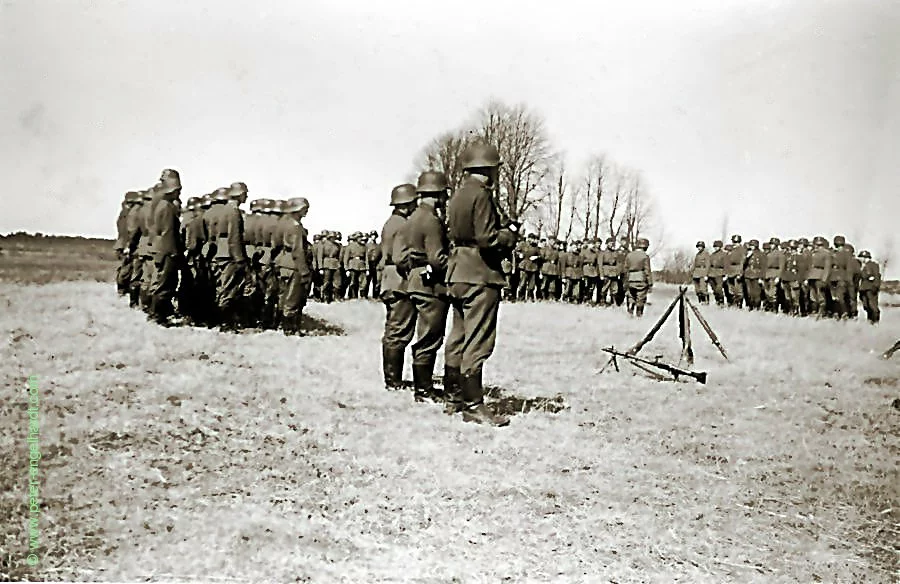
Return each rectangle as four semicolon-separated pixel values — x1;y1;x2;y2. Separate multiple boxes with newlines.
424;377;568;418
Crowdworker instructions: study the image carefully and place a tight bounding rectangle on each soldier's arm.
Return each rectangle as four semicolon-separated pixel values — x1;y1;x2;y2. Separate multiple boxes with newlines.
291;225;309;272
423;215;449;274
228;210;247;261
472;191;515;250
644;255;653;286
126;210;142;253
823;252;832;281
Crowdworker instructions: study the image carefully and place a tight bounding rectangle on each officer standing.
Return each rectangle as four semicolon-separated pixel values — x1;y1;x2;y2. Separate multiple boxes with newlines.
829;235;852;319
396;171;451;402
743;239;765;310
365;231;382;299
707;240;726;306
258;200;282;329
725;234;746;308
211;182;249;331
274;198;312;335
857;250;881;324
691;241;710;304
807;236;832;318
764;238;785;312
123;191;145;308
114;192;139;296
442;142;515;426
624;238;652;317
342;233;368;299
379;184;418;390
581;240;600;305
516;233;541;302
316;231;342;303
780;240;804;316
540;237;560;301
149;169;183;325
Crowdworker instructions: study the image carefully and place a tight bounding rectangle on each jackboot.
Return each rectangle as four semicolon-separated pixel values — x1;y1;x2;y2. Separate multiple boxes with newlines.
442;365;464;414
459;372;509;427
412;356;439;402
382;345;405;390
128;288;140;308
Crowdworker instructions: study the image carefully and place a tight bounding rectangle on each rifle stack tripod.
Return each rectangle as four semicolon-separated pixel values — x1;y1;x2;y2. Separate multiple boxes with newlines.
600;286;728;384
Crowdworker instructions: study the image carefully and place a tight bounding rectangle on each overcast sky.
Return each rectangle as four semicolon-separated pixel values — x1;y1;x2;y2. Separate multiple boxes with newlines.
2;0;898;266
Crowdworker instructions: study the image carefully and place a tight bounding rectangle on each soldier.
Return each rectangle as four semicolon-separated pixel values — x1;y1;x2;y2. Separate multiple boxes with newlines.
807;236;832;318
210;182;249;331
707;240;726;306
124;191;147;308
379;184;418;390
565;240;584;303
797;237;812;316
365;231;382;299
624;238;653;317
396;170;451;402
114;192;139;296
274;198;312;334
442;142;514;426
581;239;600;305
501;251;515;301
600;237;623;307
540;237;561;301
691;241;710;304
725;234;746;308
316;231;342;303
133;188;158;311
780;240;804;316
743;239;765;310
845;243;861;318
342;232;368;299
149;169;183;325
259;200;283;329
764;238;785;312
241;199;269;326
516;233;541;302
181;195;211;325
829;235;852;319
615;237;629;307
857;250;881;324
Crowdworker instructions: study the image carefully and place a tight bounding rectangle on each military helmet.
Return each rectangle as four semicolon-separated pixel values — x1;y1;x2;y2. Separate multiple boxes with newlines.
125;191;141;204
200;194;213;208
157;169;181;194
696;240;705;248
770;237;780;245
283;197;309;213
460;141;502;169
762;241;771;250
636;237;650;250
229;182;248;199
813;236;827;246
843;243;855;254
212;187;230;202
731;234;742;243
416;170;449;194
390;183;417;206
713;239;723;247
336;231;342;240
787;239;798;249
858;250;871;259
527;233;538;240
724;243;734;251
249;199;265;212
798;237;809;246
606;237;615;244
833;235;846;246
748;239;759;247
186;196;201;210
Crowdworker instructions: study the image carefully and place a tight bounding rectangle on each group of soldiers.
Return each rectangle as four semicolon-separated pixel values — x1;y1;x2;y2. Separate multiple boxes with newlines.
502;235;654;314
688;235;883;324
113;169;377;333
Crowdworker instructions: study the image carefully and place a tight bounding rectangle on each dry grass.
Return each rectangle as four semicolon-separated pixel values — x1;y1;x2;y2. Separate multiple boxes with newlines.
0;235;118;284
0;249;898;582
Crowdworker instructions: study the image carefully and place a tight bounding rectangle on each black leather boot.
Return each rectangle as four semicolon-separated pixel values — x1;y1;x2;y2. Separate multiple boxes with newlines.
460;371;509;427
442;365;465;414
382;346;404;390
412;357;438;402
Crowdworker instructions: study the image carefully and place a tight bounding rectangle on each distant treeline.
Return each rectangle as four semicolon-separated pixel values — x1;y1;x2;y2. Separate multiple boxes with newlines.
1;231;114;243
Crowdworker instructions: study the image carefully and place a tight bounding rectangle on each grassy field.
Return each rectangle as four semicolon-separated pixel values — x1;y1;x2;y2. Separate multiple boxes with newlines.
1;238;898;582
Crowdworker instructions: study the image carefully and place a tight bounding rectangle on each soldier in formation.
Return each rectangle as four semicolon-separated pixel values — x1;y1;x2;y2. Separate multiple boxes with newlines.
689;233;884;323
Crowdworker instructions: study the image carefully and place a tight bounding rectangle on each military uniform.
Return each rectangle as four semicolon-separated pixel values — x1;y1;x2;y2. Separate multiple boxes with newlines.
516;237;541;301
132;190;158;310
691;242;710;304
624;239;652;316
342;233;368;299
540;241;561;300
316;234;342;303
274;198;312;334
845;244;861;318
707;242;726;306
807;238;832;317
743;241;765;310
600;241;623;306
380;185;417;389
580;243;600;305
114;195;137;296
443;165;515;426
829;236;852;318
563;243;584;303
780;242;803;316
210;184;249;330
764;239;786;312
725;238;746;308
857;251;881;324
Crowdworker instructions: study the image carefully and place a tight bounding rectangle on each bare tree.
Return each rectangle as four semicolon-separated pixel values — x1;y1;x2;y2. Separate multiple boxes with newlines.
476;100;553;222
881;235;894;279
413;128;474;191
534;154;568;238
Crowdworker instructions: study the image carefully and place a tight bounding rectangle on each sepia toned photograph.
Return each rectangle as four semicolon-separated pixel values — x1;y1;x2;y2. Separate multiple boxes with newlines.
1;0;898;582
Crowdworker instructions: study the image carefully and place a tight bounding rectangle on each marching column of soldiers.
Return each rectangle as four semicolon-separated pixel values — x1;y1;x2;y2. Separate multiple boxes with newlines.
689;235;883;324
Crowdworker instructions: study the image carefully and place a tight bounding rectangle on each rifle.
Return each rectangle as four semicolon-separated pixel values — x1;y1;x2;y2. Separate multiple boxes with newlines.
883;340;900;360
602;347;707;384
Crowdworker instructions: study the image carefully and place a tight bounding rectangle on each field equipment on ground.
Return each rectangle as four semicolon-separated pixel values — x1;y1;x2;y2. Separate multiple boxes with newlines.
599;286;726;384
883;340;900;360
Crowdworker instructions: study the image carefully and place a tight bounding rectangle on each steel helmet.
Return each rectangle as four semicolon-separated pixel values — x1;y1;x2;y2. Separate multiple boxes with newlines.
843;243;855;254
200;194;213;208
186;196;201;210
813;236;826;246
833;235;846;246
229;182;248;199
798;237;809;246
731;234;742;244
284;197;309;213
762;241;771;250
212;187;231;202
748;239;759;247
390;183;417;206
770;237;781;246
696;241;705;248
124;191;141;204
460;141;501;169
713;240;723;247
636;238;650;249
249;199;265;212
858;250;871;259
416;170;449;194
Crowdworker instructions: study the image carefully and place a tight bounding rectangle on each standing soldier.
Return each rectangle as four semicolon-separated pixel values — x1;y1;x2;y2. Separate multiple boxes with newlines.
540;237;561;301
365;231;382;299
764;238;785;312
797;237;812;316
114;192;138;296
829;235;852;319
624;238;653;317
558;241;570;302
568;241;585;303
259;200;284;329
581;239;600;305
725;235;746;308
133;188;158;311
316;231;342;303
182;195;210;325
442;142;514;426
149;169;183;325
707;240;726;306
124;191;146;308
516;233;541;301
397;170;451;402
380;184;418;390
780;240;803;316
210;182;249;331
691;241;710;304
500;251;515;301
845;243;861;318
242;199;268;326
857;250;881;324
274;198;312;335
342;232;368;299
600;237;623;307
743;239;765;311
807;236;832;318
615;237;629;307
